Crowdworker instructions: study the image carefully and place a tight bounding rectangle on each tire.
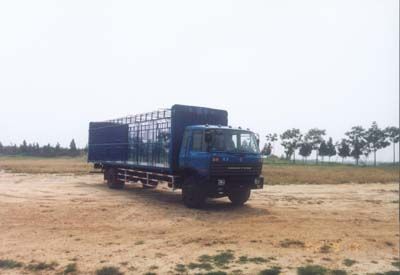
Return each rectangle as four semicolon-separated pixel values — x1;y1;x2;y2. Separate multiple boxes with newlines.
228;186;251;206
182;177;206;209
105;168;125;190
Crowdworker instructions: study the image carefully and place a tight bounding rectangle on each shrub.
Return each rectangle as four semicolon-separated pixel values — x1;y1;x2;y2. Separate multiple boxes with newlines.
198;250;235;268
188;262;213;271
259;266;281;275
280;239;305;248
392;261;400;268
64;263;77;274
0;259;23;269
95;266;123;275
237;256;268;264
297;265;327;275
342;259;357;267
26;261;58;271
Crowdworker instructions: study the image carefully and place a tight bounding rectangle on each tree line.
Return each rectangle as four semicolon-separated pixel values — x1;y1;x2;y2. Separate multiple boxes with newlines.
262;122;400;166
0;139;86;157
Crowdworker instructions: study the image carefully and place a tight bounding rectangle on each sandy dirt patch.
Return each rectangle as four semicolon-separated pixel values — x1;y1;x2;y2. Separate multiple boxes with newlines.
0;171;398;274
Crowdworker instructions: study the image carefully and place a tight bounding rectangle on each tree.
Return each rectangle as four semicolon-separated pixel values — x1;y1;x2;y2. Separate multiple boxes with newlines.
69;139;77;154
318;140;329;162
55;142;61;156
337;139;350;163
261;143;272;157
0;141;3;152
326;137;336;162
299;142;312;162
265;133;278;155
365;122;390;166
304;128;326;164
280;129;302;163
385;126;400;164
20;140;28;154
346;126;367;165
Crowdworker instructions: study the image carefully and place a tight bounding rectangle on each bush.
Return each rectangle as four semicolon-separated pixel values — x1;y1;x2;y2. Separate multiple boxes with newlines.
259;266;281;275
0;259;23;269
64;263;77;274
297;265;327;275
95;266;123;275
26;261;58;271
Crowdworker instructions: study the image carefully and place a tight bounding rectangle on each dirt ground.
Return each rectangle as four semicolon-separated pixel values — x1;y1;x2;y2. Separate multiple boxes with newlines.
0;171;398;275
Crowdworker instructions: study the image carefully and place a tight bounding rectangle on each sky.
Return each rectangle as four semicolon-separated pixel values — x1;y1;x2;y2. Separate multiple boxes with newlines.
0;0;398;162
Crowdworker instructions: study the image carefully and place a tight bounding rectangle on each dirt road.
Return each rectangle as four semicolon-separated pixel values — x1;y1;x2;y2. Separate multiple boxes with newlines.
0;171;398;274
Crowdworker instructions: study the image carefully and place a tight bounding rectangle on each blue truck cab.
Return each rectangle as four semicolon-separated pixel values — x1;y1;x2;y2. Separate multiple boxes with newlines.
178;125;263;206
88;105;264;208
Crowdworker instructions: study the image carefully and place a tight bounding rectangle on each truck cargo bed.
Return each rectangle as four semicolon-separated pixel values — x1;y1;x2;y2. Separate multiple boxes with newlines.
88;105;228;173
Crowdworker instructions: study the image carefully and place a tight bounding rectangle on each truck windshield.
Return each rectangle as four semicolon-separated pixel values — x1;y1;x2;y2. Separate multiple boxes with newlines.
208;129;259;154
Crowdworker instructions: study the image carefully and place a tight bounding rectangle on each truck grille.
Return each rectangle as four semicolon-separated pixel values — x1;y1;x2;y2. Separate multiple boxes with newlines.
210;163;262;176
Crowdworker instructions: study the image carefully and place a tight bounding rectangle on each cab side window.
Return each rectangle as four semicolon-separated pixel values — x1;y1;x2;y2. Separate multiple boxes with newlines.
181;130;190;155
191;131;205;152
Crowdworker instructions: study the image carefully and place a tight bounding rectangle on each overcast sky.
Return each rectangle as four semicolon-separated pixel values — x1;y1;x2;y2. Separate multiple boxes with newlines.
0;0;398;162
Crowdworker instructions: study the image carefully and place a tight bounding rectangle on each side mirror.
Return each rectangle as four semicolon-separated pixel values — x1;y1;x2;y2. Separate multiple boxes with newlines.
255;133;260;147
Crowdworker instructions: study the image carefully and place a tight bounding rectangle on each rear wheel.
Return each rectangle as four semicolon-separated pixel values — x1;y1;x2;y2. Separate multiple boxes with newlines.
105;168;125;189
228;186;251;206
182;177;206;209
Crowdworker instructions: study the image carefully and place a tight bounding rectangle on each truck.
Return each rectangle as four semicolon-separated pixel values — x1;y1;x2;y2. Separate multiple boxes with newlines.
88;104;264;208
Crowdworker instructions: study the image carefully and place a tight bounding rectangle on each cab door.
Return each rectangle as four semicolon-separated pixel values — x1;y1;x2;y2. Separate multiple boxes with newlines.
187;130;210;176
178;129;191;169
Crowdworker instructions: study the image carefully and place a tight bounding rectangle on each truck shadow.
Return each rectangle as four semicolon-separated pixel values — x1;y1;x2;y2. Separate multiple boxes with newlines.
83;181;268;217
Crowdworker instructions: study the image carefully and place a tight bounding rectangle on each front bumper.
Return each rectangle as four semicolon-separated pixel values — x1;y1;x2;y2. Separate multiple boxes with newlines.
252;176;264;189
208;176;264;195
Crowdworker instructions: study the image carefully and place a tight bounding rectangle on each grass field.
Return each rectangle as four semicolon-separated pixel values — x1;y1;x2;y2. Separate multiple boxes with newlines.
263;164;399;184
0;156;92;174
0;156;398;184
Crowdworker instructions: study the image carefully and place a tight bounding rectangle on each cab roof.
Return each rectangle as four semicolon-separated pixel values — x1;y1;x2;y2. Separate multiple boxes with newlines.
187;125;253;132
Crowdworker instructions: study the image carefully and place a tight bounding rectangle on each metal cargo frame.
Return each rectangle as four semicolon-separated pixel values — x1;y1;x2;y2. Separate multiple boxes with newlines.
88;105;229;174
106;108;172;170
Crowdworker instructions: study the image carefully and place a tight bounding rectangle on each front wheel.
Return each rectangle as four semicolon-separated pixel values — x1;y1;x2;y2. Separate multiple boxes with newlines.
182;177;206;209
228;186;251;206
105;168;125;190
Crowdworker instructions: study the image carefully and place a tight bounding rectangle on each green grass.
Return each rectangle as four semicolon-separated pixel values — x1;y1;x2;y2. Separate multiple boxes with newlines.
26;261;58;271
95;266;123;275
297;265;350;275
237;256;268;264
280;239;305;248
175;264;187;273
0;259;23;269
0;156;91;174
297;265;328;275
188;262;213;271
392;261;400;268
319;244;332;253
64;263;77;274
1;156;397;184
201;250;235;268
342;259;357;267
262;163;399;185
259;266;281;275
